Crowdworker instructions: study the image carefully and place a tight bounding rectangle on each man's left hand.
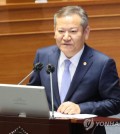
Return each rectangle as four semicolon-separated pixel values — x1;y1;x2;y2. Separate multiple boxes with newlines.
57;101;80;114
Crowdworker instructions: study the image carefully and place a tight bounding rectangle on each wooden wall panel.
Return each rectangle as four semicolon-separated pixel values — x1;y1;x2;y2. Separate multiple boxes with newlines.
0;15;120;34
5;0;61;3
0;19;54;34
0;0;120;84
6;0;34;3
0;1;120;20
0;33;55;84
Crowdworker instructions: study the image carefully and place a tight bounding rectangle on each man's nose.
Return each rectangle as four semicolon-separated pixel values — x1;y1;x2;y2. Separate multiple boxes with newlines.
63;32;71;41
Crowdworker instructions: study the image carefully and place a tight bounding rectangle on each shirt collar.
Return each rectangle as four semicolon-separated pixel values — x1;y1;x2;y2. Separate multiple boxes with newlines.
59;45;85;67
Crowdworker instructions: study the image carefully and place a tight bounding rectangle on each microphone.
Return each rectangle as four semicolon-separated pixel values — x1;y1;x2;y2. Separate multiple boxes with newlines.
46;64;55;74
18;62;44;85
46;64;55;118
33;62;44;72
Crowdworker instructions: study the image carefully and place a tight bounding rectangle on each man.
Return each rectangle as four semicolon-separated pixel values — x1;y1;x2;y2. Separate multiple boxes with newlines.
28;6;120;116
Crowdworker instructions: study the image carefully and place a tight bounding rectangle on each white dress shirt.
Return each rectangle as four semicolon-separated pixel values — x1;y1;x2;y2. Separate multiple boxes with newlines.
57;46;84;92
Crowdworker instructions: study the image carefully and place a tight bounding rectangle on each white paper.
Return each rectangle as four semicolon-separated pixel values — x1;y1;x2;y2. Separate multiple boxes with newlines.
50;111;97;119
35;0;47;3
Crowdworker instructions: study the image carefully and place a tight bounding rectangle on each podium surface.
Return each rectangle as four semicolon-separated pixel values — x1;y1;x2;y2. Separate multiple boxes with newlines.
0;115;120;134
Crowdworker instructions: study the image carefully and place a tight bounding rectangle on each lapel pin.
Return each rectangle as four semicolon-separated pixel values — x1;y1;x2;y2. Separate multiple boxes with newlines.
83;62;87;66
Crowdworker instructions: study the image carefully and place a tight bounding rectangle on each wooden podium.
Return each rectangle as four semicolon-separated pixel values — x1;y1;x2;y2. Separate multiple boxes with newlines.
0;116;71;134
0;115;120;134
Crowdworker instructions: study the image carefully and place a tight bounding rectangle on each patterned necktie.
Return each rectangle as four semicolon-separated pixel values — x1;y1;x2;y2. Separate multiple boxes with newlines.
60;59;71;102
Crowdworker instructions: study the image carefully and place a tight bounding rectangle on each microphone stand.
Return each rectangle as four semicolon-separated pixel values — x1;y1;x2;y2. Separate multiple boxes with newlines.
18;62;44;85
46;64;55;119
18;71;34;85
50;72;54;118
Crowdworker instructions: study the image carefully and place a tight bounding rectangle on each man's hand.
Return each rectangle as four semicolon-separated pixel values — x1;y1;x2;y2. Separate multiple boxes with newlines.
57;101;80;114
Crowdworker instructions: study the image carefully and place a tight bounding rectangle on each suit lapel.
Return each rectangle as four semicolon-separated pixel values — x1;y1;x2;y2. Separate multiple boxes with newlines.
48;47;61;106
65;45;94;101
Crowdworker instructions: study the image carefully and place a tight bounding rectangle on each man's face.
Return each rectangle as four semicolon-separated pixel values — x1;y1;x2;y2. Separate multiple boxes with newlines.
54;14;90;58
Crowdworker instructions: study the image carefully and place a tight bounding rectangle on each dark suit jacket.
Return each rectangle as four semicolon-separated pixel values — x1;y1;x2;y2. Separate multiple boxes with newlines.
28;44;120;117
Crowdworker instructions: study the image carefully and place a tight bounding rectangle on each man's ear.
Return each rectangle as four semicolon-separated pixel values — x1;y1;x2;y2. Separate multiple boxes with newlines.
84;26;90;40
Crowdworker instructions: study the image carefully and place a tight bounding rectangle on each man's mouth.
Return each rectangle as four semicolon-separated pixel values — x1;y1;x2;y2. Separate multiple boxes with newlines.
63;43;71;46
